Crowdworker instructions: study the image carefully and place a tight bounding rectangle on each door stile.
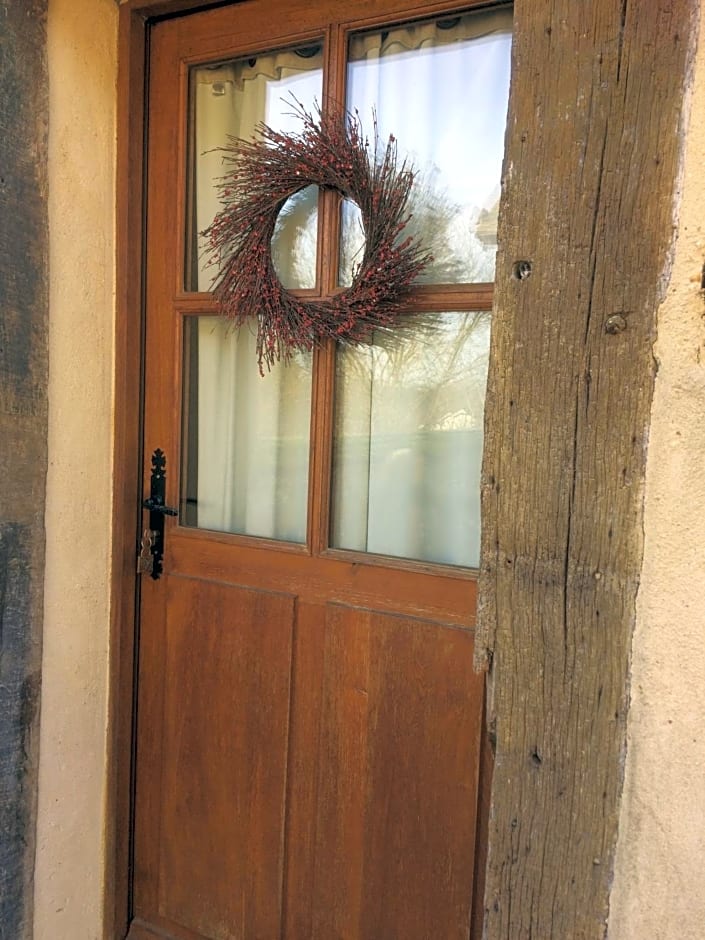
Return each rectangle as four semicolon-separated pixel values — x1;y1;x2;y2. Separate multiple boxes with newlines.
111;5;152;934
174;53;193;299
306;20;346;558
133;17;183;920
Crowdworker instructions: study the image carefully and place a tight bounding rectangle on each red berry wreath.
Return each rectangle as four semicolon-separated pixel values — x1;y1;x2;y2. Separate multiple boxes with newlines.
203;102;430;372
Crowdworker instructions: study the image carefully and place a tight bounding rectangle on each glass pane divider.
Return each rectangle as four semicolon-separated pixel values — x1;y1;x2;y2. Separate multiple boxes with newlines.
173;287;330;314
307;339;336;555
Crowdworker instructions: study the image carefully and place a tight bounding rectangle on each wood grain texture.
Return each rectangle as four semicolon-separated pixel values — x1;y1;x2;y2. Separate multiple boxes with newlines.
312;604;483;940
476;1;699;937
151;577;294;939
0;2;48;938
126;3;494;936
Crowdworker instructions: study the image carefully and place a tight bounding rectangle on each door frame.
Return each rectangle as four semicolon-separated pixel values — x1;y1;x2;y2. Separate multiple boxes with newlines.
108;2;492;937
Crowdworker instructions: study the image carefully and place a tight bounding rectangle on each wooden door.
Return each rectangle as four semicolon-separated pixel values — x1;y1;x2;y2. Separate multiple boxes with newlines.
130;2;510;938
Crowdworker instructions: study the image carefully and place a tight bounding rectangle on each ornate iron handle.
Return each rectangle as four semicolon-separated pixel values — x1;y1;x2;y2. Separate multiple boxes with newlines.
140;449;178;580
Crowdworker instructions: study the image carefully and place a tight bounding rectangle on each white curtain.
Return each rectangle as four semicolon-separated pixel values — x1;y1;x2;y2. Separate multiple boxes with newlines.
341;7;512;285
188;51;322;540
192;320;312;541
191;52;323;292
331;313;491;567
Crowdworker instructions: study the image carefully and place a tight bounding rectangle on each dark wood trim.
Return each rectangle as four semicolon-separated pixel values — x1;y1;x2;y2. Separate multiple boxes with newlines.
106;6;150;938
0;3;49;938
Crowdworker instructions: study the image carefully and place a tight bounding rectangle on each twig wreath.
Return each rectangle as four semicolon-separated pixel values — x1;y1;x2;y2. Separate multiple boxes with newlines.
203;101;430;372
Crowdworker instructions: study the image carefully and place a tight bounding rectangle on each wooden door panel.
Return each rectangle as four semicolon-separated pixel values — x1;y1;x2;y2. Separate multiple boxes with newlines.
133;4;496;937
155;576;295;939
311;603;483;939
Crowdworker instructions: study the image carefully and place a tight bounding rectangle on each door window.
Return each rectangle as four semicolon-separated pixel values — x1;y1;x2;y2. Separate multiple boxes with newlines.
181;317;313;541
187;44;324;291
180;4;512;565
330;310;490;566
342;10;511;285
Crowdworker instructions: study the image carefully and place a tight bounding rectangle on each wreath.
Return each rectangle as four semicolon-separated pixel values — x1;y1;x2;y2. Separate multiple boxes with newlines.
203;102;430;372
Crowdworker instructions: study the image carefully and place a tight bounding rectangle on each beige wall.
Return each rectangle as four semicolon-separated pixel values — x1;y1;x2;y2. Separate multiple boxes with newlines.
608;19;705;940
35;1;704;937
35;1;118;937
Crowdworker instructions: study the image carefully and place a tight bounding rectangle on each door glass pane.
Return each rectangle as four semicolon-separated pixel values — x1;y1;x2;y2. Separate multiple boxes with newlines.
187;46;323;291
330;312;490;568
341;8;512;286
181;317;313;542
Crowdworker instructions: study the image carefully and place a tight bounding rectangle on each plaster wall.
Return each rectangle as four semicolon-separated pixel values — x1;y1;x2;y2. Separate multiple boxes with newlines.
608;21;705;940
34;1;118;937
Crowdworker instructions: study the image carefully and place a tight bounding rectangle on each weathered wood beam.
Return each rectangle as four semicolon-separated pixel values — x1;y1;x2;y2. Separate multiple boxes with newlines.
0;2;49;937
476;1;699;937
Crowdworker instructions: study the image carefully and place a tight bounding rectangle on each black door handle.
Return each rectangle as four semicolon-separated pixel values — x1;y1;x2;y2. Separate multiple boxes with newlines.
142;495;178;516
140;449;178;580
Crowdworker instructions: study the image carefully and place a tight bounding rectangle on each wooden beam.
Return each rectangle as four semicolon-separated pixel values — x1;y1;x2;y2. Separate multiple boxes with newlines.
476;1;699;937
0;2;49;938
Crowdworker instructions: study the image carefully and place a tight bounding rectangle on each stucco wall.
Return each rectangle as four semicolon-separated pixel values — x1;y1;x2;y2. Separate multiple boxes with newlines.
34;2;704;938
34;1;118;937
608;19;705;940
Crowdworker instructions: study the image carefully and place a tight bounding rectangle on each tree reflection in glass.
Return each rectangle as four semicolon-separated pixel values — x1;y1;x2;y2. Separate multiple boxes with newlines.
331;311;490;568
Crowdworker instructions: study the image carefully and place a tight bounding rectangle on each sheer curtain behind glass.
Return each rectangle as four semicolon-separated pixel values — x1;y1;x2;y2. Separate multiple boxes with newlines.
332;8;512;568
184;51;322;540
340;8;512;286
186;319;312;541
331;312;491;567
